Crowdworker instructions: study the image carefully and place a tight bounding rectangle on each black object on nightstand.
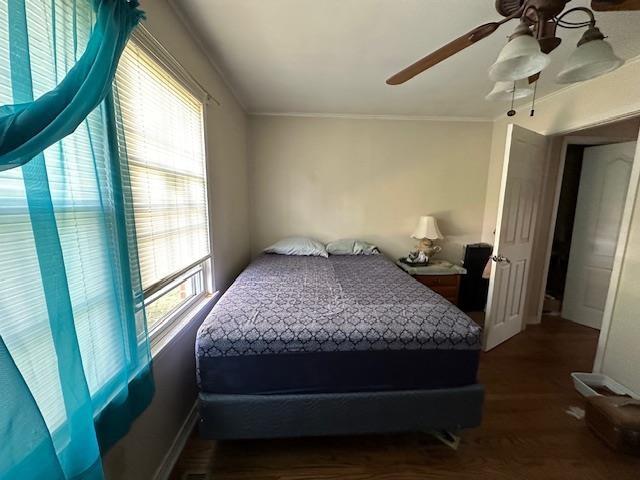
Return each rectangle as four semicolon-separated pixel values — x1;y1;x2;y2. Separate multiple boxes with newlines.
459;243;492;312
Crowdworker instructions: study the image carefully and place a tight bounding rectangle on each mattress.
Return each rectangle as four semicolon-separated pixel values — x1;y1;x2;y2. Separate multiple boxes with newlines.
196;254;482;395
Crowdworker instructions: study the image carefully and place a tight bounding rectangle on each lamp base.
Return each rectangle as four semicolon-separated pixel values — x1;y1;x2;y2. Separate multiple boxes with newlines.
415;238;442;259
403;251;430;266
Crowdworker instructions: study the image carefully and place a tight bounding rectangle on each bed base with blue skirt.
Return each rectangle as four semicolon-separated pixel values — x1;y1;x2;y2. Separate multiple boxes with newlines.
198;384;484;440
196;254;485;442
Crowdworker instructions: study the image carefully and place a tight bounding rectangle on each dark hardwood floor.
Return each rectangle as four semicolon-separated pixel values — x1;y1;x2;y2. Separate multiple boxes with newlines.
170;316;640;480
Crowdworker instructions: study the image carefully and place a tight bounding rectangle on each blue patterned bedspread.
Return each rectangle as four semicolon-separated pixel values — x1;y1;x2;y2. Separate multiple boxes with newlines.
196;254;482;363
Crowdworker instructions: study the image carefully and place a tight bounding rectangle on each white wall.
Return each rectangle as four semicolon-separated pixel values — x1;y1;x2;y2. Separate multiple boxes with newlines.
103;0;250;478
248;115;493;263
602;182;640;394
480;57;640;394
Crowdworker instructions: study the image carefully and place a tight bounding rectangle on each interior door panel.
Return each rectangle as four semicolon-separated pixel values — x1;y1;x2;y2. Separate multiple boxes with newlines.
484;125;548;351
562;142;636;329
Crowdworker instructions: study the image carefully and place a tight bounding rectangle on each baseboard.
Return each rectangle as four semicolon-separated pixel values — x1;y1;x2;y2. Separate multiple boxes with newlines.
525;314;542;325
153;400;199;480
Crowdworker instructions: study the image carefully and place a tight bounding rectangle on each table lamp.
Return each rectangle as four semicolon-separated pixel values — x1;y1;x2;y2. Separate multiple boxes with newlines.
407;216;443;265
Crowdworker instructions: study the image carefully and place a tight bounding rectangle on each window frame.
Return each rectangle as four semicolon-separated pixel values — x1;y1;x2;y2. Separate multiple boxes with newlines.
117;27;216;347
144;256;212;340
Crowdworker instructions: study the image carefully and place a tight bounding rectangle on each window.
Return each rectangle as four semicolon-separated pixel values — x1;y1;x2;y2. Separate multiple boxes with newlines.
113;33;212;337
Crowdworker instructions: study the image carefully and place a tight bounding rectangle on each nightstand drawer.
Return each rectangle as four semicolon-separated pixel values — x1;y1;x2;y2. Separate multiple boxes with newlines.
429;285;459;299
414;275;460;287
413;274;462;306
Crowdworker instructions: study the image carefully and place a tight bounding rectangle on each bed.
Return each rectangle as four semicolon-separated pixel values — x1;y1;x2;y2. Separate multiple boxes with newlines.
196;253;484;440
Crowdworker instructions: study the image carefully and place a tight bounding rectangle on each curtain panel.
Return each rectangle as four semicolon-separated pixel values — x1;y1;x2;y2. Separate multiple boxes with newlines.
0;0;143;172
0;1;152;479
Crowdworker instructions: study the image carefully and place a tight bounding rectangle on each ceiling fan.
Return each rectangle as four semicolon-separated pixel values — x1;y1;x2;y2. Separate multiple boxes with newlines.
387;0;638;113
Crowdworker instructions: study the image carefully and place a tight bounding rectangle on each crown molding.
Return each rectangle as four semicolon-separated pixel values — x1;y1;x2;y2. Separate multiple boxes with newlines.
249;112;492;123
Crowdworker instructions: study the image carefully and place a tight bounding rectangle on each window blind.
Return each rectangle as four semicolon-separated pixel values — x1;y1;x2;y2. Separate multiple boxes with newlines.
113;40;210;292
0;0;127;432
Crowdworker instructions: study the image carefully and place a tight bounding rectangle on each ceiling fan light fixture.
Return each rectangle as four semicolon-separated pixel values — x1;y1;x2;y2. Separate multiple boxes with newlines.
556;26;624;84
488;23;551;82
485;80;534;101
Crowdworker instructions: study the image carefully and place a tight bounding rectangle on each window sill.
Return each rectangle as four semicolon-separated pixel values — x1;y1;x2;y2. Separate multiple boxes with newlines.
150;291;219;359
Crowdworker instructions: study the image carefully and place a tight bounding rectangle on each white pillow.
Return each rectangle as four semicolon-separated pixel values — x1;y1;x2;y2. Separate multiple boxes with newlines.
326;239;380;255
264;237;328;257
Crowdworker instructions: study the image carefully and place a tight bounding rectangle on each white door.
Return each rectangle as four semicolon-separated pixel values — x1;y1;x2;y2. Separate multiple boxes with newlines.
562;142;636;329
484;125;548;351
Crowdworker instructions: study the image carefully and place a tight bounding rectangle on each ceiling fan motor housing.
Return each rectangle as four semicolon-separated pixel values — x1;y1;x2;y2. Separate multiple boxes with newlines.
496;0;526;17
496;0;571;18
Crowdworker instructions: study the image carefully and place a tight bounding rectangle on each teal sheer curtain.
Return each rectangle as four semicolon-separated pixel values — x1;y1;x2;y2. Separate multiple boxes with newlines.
0;0;143;171
0;1;152;479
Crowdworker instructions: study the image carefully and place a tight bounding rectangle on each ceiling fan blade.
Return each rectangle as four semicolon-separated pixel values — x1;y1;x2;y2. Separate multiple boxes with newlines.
592;0;640;11
386;22;501;85
528;73;540;84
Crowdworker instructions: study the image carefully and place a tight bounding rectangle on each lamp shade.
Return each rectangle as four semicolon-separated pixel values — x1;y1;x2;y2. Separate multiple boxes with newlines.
489;34;550;81
485;80;534;101
411;216;443;240
557;39;624;84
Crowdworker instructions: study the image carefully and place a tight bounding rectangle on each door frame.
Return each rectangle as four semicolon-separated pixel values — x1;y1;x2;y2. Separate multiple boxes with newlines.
529;119;640;373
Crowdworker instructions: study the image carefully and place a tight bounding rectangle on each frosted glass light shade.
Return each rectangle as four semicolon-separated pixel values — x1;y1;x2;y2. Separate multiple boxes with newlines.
557;39;624;84
489;34;550;81
485;80;534;101
411;216;443;240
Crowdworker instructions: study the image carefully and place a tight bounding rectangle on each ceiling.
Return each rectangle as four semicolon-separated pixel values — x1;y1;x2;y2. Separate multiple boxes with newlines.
172;0;640;119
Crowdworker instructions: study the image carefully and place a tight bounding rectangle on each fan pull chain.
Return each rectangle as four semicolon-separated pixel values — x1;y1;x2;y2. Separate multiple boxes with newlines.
530;78;539;117
507;81;516;117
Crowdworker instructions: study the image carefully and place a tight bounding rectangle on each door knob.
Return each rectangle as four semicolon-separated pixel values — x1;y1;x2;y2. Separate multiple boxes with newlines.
491;254;511;264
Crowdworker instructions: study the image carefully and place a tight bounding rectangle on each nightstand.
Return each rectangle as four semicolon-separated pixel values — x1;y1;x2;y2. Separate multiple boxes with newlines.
396;260;467;306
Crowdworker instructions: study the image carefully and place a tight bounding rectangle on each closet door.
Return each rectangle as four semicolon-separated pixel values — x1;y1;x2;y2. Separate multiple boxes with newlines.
562;142;636;329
